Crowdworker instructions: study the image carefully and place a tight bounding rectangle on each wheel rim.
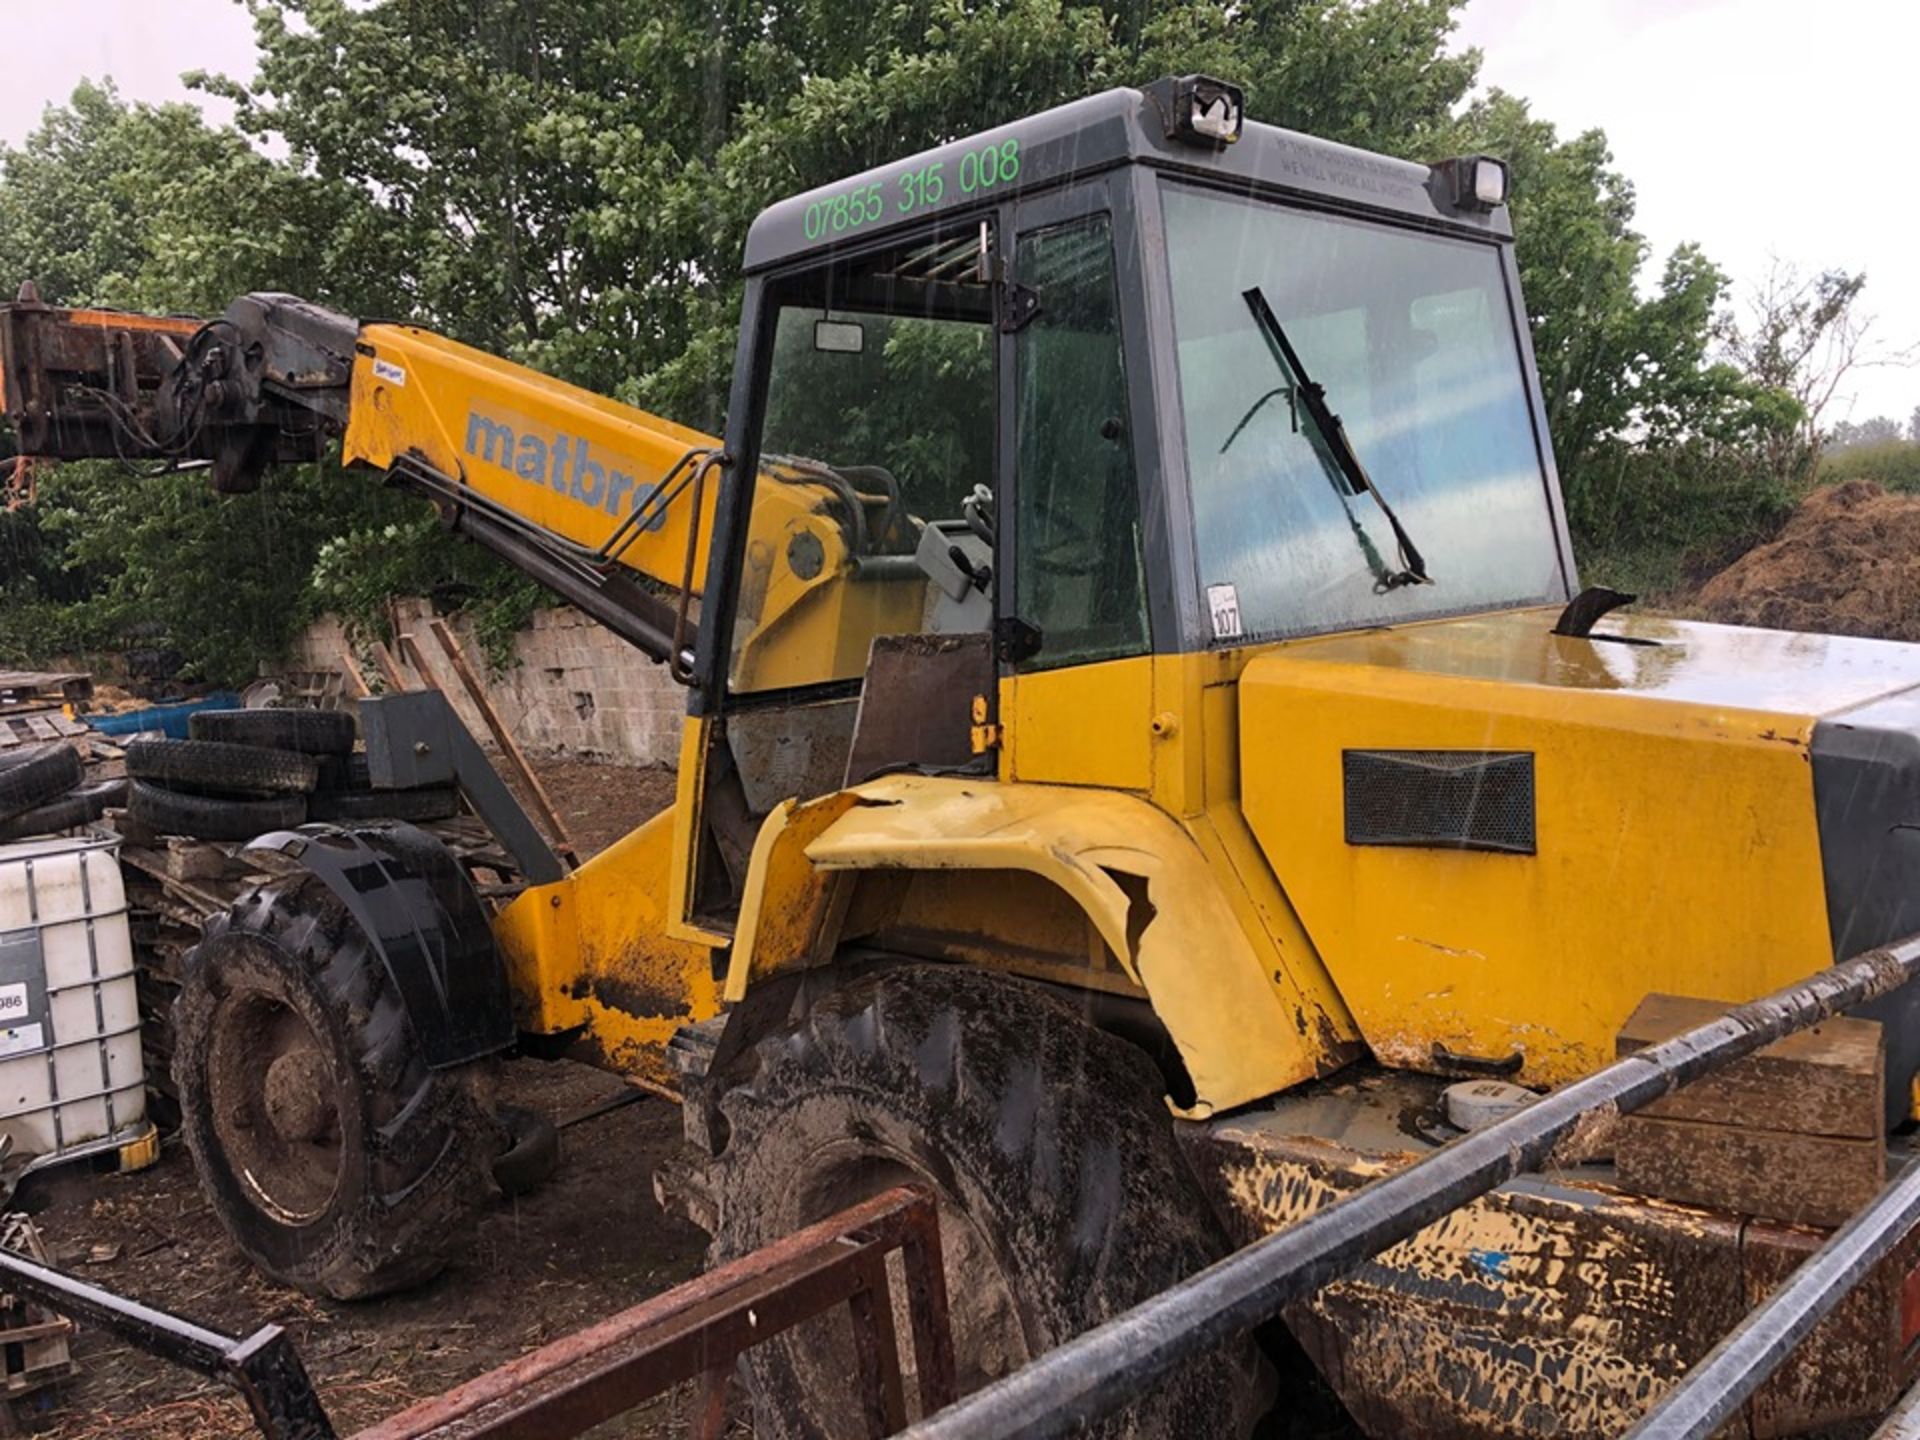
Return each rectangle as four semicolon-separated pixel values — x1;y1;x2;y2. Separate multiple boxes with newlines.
770;1142;1031;1435
206;991;344;1225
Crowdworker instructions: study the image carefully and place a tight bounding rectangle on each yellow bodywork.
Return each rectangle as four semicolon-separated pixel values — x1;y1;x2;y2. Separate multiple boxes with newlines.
346;325;723;594
499;596;1920;1122
493;790;721;1089
343;328;934;694
1240;608;1920;1086
724;772;1354;1117
355;308;1920;1115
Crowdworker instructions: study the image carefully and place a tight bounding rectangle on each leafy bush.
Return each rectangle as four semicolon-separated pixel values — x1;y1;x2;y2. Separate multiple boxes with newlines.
1568;443;1805;599
311;516;546;674
1822;440;1920;493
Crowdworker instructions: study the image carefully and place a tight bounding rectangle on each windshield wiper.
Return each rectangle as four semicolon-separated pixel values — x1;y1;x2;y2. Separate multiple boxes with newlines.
1241;286;1431;589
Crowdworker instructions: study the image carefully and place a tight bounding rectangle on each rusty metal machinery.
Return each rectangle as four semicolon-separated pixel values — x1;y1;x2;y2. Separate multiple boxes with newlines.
0;1185;955;1440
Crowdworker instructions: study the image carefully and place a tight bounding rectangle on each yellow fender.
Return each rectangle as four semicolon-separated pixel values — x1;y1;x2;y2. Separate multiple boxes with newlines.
728;773;1336;1118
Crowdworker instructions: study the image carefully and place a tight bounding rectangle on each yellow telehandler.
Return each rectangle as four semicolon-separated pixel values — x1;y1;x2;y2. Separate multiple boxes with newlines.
7;75;1920;1438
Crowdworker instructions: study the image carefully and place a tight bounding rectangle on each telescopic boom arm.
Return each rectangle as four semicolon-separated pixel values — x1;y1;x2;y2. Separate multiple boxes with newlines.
0;287;726;666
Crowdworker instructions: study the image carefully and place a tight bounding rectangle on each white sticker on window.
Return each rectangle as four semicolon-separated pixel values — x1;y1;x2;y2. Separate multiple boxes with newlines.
0;984;28;1021
371;358;407;387
0;1023;44;1059
1206;583;1243;641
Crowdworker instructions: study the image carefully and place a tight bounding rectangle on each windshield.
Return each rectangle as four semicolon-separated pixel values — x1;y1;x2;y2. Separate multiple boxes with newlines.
1164;182;1566;644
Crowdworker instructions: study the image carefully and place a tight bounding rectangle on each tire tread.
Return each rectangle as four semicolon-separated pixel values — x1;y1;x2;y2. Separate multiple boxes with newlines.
174;875;500;1299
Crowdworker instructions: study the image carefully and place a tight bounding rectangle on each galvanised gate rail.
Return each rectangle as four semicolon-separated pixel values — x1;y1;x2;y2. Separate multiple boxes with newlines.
904;931;1920;1440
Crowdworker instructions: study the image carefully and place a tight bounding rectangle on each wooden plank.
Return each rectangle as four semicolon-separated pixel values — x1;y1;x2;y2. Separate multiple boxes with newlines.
162;838;231;882
370;640;411;693
427;616;576;860
1617;993;1883;1140
395;629;437;690
1615;1113;1884;1227
332;646;371;699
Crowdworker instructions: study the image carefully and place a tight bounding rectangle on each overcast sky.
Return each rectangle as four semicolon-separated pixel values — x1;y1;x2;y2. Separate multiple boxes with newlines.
1;0;1912;423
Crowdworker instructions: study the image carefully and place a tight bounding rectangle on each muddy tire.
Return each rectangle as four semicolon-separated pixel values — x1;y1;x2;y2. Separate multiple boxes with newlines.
190;707;356;756
709;964;1268;1439
311;785;460;823
316;753;371;791
173;875;500;1299
128;779;306;841
0;779;119;841
126;737;320;796
0;743;82;823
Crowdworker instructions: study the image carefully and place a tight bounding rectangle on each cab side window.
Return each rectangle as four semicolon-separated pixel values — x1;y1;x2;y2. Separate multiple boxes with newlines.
1012;216;1148;670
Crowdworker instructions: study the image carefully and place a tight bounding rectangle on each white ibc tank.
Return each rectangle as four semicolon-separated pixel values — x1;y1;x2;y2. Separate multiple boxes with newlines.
0;831;146;1162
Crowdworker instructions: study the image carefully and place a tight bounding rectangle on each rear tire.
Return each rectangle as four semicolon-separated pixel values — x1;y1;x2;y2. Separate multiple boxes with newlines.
173;875;501;1299
189;707;356;755
709;964;1267;1439
128;779;306;841
0;743;82;823
126;737;319;796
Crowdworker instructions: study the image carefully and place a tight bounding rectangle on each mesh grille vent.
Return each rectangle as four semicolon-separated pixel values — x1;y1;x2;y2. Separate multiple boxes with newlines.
1343;750;1535;854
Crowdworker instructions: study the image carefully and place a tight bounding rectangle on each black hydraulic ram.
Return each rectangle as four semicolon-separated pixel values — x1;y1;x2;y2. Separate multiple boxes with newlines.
0;1243;334;1439
902;931;1920;1440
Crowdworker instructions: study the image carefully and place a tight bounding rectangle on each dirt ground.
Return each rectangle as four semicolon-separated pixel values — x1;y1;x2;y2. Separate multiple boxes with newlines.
513;758;678;859
12;756;715;1439
1693;479;1920;640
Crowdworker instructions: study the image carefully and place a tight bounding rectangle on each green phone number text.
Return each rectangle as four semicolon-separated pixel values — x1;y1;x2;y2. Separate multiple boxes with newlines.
802;138;1022;242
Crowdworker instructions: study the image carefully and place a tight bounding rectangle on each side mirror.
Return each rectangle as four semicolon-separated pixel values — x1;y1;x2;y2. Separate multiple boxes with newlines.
814;318;865;355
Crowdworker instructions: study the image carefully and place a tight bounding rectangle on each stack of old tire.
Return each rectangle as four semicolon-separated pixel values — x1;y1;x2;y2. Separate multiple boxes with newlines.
126;708;458;841
0;743;125;841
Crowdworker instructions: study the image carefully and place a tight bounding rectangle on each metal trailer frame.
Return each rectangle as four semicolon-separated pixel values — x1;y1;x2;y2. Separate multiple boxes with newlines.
0;1185;955;1439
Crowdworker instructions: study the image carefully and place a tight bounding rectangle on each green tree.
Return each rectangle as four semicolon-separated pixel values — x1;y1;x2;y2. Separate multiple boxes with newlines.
202;0;1480;425
2;0;1817;669
0;79;396;316
0;80;525;680
1453;92;1764;473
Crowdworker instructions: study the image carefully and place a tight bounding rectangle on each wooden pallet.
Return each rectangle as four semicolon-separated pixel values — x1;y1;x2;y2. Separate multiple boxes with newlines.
0;671;90;708
0;1215;74;1402
0;711;87;751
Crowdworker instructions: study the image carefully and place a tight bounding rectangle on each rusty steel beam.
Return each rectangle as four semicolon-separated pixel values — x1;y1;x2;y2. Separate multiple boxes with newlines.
1624;1153;1920;1439
0;1242;334;1439
903;932;1920;1440
353;1183;956;1440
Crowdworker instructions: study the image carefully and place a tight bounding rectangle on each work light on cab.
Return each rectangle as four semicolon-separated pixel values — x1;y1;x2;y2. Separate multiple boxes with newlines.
1431;153;1510;211
1148;74;1245;147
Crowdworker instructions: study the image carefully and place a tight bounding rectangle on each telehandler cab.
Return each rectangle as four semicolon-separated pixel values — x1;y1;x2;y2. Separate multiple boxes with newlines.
8;75;1920;1438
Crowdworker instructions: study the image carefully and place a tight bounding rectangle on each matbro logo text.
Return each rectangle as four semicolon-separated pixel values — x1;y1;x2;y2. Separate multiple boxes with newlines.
464;409;667;528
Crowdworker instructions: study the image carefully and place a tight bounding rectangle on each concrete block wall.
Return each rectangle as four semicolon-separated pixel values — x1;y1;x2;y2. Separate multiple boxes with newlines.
289;601;683;765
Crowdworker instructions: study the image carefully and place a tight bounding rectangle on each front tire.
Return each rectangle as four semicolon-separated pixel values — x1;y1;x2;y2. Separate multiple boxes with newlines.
708;963;1267;1438
174;875;502;1299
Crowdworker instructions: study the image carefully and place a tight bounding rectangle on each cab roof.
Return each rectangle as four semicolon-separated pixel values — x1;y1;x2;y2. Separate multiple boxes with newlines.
743;83;1511;274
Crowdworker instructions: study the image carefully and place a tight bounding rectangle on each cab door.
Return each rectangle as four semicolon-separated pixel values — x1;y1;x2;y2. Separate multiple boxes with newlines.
998;179;1157;790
